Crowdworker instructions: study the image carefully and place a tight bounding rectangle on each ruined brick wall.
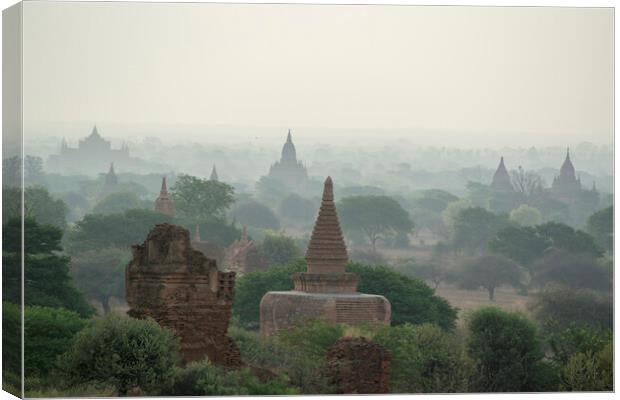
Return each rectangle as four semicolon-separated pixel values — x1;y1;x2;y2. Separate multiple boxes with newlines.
126;223;242;368
325;337;391;394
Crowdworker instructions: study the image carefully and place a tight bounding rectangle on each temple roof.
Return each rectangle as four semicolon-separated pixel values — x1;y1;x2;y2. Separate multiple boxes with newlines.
490;156;514;191
210;165;219;181
281;129;298;164
305;176;349;274
559;147;577;181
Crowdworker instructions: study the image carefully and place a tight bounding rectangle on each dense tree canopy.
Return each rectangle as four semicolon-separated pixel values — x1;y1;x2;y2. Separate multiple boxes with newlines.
278;194;317;227
170;174;235;221
509;204;543;227
450;207;508;255
257;232;301;267
92;192;151;215
530;250;611;292
230;200;280;230
338;195;413;251
488;225;551;268
3;186;68;229
3;218;94;318
65;209;172;252
59;314;181;396
586;206;613;253
450;254;525;300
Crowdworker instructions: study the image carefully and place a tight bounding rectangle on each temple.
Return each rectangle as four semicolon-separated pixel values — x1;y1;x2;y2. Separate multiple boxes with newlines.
551;148;582;199
154;177;175;216
191;225;225;268
267;129;309;189
98;163;118;199
223;226;266;275
490;156;514;192
47;125;131;174
259;177;391;337
210;165;219;181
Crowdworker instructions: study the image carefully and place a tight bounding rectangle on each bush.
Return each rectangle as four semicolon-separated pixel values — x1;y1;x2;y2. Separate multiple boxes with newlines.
466;307;551;392
561;344;613;391
348;263;457;330
59;314;181;395
257;232;301;266
373;323;470;393
531;250;611;292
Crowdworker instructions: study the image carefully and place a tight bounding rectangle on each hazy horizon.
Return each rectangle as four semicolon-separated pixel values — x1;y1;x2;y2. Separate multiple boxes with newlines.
22;3;613;148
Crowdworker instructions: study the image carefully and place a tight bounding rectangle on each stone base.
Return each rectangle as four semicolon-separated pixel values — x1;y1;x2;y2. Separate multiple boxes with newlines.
292;272;358;293
259;291;391;337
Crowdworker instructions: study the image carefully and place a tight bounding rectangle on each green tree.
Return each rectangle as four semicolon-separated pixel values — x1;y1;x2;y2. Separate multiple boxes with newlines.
466;307;551;392
509;204;542;227
230;200;280;230
92;192;151;215
348;263;457;329
536;222;602;257
561;343;613;391
170;174;235;221
3;186;68;229
65;209;172;252
586;206;613;253
3;218;95;318
257;232;301;266
530;250;611;292
278;194;316;227
528;283;613;332
338;195;413;252
450;254;525;301
23;305;87;379
2;302;22;396
70;247;130;314
59;314;181;396
488;225;550;268
373;323;470;393
451;207;508;255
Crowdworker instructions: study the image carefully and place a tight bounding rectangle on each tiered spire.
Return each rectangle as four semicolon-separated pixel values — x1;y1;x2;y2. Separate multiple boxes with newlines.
559;147;577;181
280;129;298;164
305;177;348;274
154;177;175;216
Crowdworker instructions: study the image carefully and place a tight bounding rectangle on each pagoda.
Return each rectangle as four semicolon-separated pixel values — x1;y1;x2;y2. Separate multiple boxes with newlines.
154;177;175;216
260;177;391;337
266;129;309;189
490;156;514;192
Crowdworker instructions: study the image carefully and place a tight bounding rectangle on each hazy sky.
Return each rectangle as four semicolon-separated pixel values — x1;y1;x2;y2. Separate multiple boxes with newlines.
22;2;613;147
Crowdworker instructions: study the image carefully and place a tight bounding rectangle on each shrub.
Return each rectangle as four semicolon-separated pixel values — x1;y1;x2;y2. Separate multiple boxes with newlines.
373;323;470;393
59;314;181;395
561;344;613;391
466;307;551;392
257;232;301;266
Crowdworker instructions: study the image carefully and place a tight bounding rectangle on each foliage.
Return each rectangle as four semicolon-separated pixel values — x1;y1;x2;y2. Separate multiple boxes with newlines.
3;218;95;318
166;360;297;396
70;247;131;314
2;302;22;391
230;200;280;230
92;192;151;215
257;232;301;266
255;176;291;206
338;195;413;251
509;204;542;227
373;323;470;393
396;258;450;289
450;207;509;255
65;209;172;252
23;305;87;379
536;221;603;257
3;186;68;229
466;307;550;392
450;254;525;300
348;263;457;330
348;249;388;266
561;344;613;391
586;206;613;253
544;323;612;366
170;174;235;220
528;283;613;331
233;260;304;328
59;314;181;396
488;225;550;268
530;250;611;292
278;193;317;227
192;218;243;247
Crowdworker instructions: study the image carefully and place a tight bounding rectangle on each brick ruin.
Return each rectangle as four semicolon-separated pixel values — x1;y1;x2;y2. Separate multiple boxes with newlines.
260;177;391;337
125;223;242;368
325;337;392;394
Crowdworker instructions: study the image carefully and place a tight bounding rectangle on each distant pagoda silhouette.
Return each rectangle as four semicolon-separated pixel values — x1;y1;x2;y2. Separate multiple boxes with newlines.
154;177;175;216
490;156;514;192
266;129;309;189
260;177;391;337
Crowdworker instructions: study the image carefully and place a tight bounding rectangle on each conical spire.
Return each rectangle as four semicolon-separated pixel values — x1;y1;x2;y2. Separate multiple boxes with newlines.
160;177;168;195
559;146;576;181
491;156;513;192
195;224;201;241
154;176;175;216
286;129;292;143
281;129;297;164
210;165;219;181
91;125;100;137
305;177;348;274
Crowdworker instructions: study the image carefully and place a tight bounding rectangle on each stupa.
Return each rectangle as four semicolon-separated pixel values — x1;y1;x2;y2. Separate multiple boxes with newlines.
259;177;391;337
154;177;175;216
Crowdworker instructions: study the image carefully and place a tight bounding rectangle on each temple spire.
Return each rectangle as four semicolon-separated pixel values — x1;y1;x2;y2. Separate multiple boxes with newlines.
286;129;292;143
491;156;513;192
210;165;219;181
154;176;175;216
304;176;348;274
160;177;168;195
195;224;201;241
